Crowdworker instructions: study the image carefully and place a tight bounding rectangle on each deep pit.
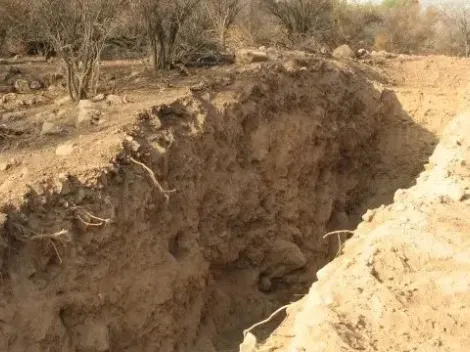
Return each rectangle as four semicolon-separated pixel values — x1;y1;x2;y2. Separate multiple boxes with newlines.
0;56;445;352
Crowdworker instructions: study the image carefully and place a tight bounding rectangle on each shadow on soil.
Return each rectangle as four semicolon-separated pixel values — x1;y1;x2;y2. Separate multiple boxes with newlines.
352;88;438;217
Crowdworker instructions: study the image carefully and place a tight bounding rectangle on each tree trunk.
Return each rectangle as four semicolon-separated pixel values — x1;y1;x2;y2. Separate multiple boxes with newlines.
150;36;169;72
66;64;79;102
159;40;167;70
219;26;226;49
150;36;160;73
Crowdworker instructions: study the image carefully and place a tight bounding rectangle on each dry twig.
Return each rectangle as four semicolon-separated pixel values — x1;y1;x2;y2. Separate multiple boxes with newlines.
83;211;111;224
323;230;355;258
322;230;355;239
49;240;63;264
76;215;106;227
243;303;291;338
75;210;111;228
71;206;112;227
129;156;176;201
30;229;71;264
30;229;71;242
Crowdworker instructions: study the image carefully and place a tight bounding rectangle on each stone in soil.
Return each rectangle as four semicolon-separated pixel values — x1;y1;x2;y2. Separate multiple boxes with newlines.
56;142;76;156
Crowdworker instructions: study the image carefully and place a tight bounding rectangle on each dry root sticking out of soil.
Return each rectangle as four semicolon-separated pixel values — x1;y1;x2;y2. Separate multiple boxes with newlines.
30;229;71;264
73;207;112;227
323;230;355;258
129;156;176;202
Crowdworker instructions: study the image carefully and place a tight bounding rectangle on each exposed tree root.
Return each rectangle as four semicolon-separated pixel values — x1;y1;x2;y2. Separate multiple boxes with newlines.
129;156;176;201
323;230;355;258
242;303;292;342
30;229;71;264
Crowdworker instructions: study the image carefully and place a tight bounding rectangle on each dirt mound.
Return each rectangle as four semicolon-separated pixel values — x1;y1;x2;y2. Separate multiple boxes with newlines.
252;105;470;351
351;54;470;213
0;58;398;352
370;54;470;135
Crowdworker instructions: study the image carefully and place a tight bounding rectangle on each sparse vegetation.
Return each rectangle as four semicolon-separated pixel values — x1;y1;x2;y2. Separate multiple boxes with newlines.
136;0;201;71
261;0;334;39
0;0;470;85
440;5;470;57
30;0;125;101
205;0;243;48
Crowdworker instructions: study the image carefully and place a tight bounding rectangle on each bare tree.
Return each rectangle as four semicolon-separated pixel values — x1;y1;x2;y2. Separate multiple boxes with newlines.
442;6;470;57
333;2;383;49
32;0;124;101
261;0;334;38
376;1;437;54
205;0;243;48
136;0;201;72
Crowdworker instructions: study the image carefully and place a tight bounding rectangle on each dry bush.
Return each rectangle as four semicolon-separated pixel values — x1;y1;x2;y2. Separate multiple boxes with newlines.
225;25;256;50
204;0;243;49
334;2;383;50
103;7;148;60
261;0;335;41
438;5;470;57
0;0;31;55
235;0;288;48
172;9;220;65
31;0;125;100
374;2;437;54
135;0;201;72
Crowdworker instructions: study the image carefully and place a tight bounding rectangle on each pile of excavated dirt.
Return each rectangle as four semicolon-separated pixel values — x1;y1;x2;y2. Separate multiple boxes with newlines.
350;54;470;213
0;52;465;352
254;108;470;352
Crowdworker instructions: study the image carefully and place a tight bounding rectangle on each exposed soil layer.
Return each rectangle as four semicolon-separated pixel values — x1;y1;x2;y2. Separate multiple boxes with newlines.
255;108;470;352
0;54;458;352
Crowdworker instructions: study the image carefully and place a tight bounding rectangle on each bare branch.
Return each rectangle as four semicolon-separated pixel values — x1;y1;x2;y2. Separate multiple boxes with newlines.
31;0;125;100
261;0;334;37
135;0;201;71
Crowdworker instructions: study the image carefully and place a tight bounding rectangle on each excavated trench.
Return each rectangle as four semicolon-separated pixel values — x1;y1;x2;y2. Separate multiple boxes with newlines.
0;60;437;352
